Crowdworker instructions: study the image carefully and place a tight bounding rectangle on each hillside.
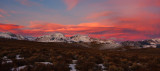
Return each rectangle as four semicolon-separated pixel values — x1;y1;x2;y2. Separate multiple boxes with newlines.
0;38;160;71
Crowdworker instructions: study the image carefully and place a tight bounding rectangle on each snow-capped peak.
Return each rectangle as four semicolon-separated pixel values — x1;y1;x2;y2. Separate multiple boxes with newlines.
150;38;160;44
70;34;91;42
50;33;66;39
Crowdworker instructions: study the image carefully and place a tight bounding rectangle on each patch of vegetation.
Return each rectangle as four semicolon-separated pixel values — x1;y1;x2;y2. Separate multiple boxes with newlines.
0;38;160;71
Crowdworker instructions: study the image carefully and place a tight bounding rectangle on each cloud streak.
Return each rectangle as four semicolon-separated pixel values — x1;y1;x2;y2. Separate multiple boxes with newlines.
0;9;10;17
63;0;79;10
85;11;111;20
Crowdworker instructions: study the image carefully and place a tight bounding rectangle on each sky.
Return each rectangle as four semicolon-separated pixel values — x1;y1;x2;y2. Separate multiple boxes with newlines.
0;0;160;41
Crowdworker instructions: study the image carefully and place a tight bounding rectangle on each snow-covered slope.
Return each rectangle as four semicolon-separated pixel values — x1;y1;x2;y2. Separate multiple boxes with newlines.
36;33;68;42
121;38;160;48
0;32;25;40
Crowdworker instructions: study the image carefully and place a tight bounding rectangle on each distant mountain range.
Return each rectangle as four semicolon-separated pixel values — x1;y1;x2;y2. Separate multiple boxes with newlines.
0;32;160;49
36;33;114;44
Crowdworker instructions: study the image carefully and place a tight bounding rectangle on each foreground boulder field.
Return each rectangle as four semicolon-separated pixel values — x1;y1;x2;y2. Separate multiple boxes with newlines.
0;32;160;49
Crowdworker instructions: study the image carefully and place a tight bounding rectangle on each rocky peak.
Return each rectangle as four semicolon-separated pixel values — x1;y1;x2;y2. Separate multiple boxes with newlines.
70;34;91;42
50;33;66;39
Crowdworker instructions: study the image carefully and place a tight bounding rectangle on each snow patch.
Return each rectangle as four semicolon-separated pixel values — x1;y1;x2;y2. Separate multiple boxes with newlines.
16;55;24;60
69;64;76;71
98;64;106;71
69;60;77;71
36;62;53;65
1;56;13;64
11;65;26;71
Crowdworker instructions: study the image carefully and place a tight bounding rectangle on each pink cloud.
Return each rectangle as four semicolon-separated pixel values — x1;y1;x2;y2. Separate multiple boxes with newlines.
85;11;111;20
0;9;7;14
63;0;79;10
139;0;160;7
0;9;10;16
0;14;4;18
16;0;40;6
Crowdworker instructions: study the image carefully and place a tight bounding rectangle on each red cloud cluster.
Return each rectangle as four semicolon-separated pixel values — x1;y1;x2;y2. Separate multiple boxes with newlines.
0;23;23;33
0;23;23;30
0;23;50;37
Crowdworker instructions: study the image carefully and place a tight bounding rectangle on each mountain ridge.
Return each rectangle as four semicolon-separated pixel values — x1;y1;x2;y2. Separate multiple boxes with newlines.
0;32;160;49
